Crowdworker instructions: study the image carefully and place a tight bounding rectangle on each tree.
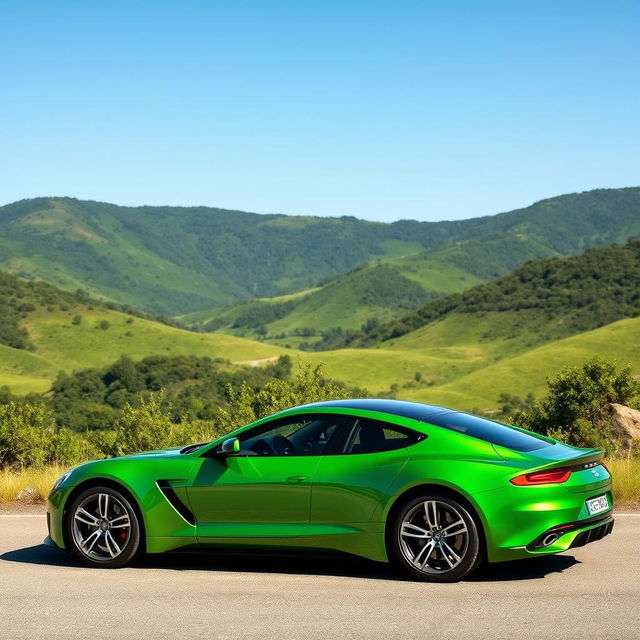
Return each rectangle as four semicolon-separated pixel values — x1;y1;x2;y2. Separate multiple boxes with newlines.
513;357;640;453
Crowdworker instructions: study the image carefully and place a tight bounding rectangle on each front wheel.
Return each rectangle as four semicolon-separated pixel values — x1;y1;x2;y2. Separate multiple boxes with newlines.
391;494;484;582
66;486;142;568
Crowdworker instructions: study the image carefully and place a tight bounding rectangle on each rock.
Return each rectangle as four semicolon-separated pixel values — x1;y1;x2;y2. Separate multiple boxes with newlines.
17;487;39;503
598;403;640;452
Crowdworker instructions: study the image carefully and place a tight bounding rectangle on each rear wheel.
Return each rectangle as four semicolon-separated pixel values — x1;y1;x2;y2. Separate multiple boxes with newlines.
66;486;142;568
392;494;483;582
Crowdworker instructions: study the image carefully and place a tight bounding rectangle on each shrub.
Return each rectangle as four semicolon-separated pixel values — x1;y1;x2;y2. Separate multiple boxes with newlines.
113;393;180;456
513;357;640;454
216;363;362;432
0;403;96;469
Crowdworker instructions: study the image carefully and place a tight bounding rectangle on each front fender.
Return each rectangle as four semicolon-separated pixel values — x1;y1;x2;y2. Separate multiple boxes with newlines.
50;456;199;551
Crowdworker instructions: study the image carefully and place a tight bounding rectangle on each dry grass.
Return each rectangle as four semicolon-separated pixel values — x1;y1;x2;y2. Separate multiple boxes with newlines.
0;459;639;505
606;458;640;505
0;465;66;503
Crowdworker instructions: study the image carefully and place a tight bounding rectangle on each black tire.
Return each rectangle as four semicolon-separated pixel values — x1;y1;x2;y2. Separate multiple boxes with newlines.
65;485;142;568
391;493;484;582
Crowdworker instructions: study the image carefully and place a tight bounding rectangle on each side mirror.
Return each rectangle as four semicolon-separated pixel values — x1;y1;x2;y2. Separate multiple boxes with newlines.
219;437;241;455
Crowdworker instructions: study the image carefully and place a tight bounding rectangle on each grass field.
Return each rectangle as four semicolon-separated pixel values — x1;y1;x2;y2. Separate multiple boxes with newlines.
181;254;484;336
0;465;66;503
2;459;638;505
1;307;293;394
398;317;640;411
3;306;640;411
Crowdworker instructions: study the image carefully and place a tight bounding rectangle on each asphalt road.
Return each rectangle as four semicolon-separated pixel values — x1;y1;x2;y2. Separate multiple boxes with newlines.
1;513;639;640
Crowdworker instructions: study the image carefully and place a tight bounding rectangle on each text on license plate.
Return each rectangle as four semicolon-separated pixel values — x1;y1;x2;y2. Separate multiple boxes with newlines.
586;494;609;515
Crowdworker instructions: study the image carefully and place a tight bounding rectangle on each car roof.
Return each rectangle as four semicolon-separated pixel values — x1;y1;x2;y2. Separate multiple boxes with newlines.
297;399;454;422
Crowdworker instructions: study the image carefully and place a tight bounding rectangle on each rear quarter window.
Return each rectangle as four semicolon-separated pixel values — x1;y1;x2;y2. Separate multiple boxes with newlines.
426;412;553;452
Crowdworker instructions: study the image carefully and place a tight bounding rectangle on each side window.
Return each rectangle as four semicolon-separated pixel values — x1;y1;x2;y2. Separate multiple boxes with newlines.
239;415;347;456
342;418;422;454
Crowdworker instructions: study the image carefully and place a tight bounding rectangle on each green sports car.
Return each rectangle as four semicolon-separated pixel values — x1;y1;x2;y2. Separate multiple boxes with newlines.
46;399;614;581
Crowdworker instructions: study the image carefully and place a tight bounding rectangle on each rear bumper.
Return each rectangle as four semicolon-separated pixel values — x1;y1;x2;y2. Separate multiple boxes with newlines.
526;513;614;550
475;479;614;562
486;512;614;562
569;518;614;549
521;515;614;559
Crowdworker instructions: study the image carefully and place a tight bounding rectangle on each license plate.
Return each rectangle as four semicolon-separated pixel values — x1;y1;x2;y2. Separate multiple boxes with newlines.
586;494;609;516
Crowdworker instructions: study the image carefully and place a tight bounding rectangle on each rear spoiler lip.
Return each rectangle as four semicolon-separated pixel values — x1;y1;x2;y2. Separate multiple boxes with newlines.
493;444;605;476
521;448;605;474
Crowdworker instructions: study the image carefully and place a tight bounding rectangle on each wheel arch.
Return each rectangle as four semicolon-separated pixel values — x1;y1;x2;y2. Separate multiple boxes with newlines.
383;483;488;561
62;477;147;552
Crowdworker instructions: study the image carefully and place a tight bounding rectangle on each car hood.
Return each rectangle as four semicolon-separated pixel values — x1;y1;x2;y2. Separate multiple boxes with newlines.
118;446;186;459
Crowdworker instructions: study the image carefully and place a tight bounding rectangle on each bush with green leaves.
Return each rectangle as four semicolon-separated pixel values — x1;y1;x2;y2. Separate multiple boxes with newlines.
111;363;358;455
0;402;97;469
113;394;193;456
0;363;365;467
46;354;295;431
216;363;363;431
513;357;640;454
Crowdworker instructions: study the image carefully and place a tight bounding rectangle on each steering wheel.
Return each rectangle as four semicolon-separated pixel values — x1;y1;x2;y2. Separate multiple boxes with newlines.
272;435;295;455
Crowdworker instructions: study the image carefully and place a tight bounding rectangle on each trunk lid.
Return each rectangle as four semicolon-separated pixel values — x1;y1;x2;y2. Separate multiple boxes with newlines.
493;442;611;494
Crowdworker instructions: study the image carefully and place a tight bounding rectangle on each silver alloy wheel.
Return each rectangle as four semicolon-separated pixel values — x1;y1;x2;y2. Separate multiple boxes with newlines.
399;499;469;574
71;492;131;561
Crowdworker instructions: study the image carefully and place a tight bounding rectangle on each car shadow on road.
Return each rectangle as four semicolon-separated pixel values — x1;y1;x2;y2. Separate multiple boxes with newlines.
1;543;580;583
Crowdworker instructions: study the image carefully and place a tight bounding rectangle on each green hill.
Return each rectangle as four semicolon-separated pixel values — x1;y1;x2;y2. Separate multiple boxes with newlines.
352;240;640;347
182;260;482;339
396;317;640;411
0;271;291;395
1;188;639;316
1;264;639;417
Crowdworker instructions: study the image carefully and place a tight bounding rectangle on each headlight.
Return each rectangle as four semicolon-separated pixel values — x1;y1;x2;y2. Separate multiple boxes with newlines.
52;470;72;490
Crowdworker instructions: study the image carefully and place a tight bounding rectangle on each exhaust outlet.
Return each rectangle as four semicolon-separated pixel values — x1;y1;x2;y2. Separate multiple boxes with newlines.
541;533;559;547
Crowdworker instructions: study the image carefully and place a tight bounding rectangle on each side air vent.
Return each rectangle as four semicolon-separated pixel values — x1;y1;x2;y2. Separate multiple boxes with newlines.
157;480;196;525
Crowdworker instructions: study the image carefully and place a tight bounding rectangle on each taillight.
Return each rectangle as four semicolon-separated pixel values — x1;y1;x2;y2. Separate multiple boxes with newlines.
510;468;572;485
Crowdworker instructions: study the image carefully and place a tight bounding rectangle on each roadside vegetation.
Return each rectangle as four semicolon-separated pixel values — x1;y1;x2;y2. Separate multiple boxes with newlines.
1;357;639;504
0;361;361;470
513;357;640;455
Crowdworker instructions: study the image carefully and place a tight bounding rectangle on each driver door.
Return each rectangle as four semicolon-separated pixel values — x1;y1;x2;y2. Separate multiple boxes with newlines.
187;414;345;539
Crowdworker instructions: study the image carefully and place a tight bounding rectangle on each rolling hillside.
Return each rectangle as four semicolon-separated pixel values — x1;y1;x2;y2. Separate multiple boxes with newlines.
350;240;640;347
1;235;640;413
6;297;639;413
397;317;640;410
181;259;482;337
1;188;639;316
0;271;291;395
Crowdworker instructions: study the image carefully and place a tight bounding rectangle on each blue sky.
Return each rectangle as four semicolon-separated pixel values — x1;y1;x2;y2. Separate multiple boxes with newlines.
1;0;638;222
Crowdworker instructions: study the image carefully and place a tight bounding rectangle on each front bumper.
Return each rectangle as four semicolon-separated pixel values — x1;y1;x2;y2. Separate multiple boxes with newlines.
43;535;60;549
47;486;74;550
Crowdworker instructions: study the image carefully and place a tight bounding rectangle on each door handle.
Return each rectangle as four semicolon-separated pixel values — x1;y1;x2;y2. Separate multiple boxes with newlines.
286;476;306;484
